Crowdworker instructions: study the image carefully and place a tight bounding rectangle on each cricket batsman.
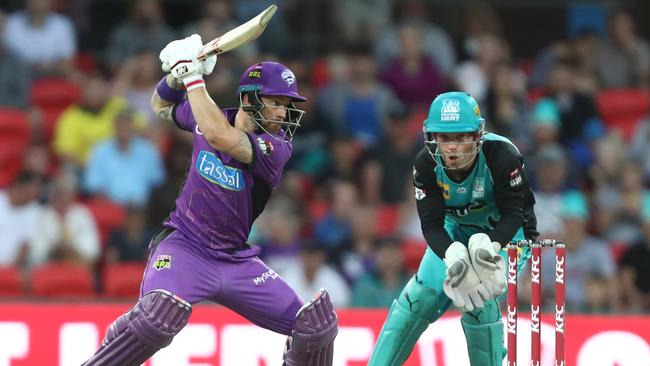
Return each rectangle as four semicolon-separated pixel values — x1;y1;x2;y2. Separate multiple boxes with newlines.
368;92;538;365
82;34;338;366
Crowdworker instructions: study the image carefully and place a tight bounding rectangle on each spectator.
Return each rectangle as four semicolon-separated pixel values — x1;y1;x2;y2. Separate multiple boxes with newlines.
595;160;648;244
0;172;44;269
629;114;650;184
340;204;378;281
530;144;571;239
378;23;445;110
84;108;164;206
482;61;529;147
544;59;604;168
112;51;162;125
596;9;650;88
360;106;421;204
351;237;409;308
314;136;364;188
527;98;562;154
3;0;76;77
53;73;146;169
453;34;509;104
31;172;99;268
618;196;650;312
541;191;619;312
334;0;391;44
182;0;237;41
315;44;401;147
313;180;357;254
0;10;31;108
106;206;153;263
105;0;175;72
282;241;351;308
257;197;304;275
375;0;456;75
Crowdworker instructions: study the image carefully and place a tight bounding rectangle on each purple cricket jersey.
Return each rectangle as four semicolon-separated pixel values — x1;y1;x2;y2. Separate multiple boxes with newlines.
163;100;292;250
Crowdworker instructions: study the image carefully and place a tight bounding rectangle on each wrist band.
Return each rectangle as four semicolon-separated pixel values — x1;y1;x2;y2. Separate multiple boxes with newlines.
184;79;205;91
156;76;185;102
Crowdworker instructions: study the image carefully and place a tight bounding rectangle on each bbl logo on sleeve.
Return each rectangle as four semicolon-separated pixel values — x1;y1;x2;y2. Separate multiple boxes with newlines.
153;255;172;270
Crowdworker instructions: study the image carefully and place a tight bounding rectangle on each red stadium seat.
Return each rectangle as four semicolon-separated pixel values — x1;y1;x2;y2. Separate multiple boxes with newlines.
597;89;650;141
31;263;94;298
376;204;399;237
0;108;30;140
41;107;67;143
0;108;31;186
0;266;24;296
103;262;146;299
401;238;426;273
308;200;329;221
84;198;126;246
29;78;81;110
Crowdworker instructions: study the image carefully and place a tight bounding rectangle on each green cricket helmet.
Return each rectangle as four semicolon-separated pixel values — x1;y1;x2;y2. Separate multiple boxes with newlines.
423;92;486;169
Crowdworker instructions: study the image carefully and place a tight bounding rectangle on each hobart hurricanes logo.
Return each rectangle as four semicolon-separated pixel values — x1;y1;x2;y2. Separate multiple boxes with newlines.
197;151;245;191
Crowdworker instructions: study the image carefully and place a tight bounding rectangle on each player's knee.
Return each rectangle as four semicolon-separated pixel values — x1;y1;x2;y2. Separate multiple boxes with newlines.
461;298;501;325
396;275;449;321
130;289;192;348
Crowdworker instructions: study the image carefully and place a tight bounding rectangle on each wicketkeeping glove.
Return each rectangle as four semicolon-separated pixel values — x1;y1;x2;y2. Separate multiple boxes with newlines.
467;233;506;298
443;241;491;312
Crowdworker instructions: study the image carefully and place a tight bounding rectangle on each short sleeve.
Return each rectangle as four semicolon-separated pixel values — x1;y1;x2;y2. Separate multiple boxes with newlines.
247;134;292;189
172;99;197;132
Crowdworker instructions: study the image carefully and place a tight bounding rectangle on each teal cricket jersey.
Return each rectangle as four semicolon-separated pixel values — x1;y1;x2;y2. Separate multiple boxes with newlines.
412;133;537;258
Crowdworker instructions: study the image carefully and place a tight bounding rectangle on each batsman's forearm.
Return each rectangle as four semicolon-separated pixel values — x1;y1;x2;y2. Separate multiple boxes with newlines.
186;88;235;148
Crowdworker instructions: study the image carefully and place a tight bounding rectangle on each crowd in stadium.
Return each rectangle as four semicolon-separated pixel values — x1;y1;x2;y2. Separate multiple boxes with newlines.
0;0;648;314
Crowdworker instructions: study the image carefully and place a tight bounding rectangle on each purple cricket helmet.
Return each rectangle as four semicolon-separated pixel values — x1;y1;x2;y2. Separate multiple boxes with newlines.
238;61;307;101
237;62;307;142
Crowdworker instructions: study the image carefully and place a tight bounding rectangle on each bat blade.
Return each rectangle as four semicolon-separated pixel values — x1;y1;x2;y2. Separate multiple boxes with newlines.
197;4;278;61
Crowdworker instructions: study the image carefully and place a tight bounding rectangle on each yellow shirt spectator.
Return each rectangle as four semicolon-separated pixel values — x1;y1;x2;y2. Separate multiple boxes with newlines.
53;97;146;165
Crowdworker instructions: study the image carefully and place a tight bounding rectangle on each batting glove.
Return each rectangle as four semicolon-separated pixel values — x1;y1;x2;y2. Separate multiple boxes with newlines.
159;34;209;91
443;241;491;312
468;233;506;298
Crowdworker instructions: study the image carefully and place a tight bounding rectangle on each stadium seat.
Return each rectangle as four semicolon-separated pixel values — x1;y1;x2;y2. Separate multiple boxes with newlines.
308;200;329;221
103;262;146;299
29;78;81;110
31;263;94;298
0;108;30;140
376;204;399;237
401;238;426;273
597;89;650;141
84;198;126;246
0;266;24;296
0;141;28;187
41;107;67;143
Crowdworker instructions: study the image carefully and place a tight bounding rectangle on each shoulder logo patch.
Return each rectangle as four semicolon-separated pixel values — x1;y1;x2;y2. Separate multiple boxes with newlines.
257;137;274;155
509;168;523;187
153;255;172;270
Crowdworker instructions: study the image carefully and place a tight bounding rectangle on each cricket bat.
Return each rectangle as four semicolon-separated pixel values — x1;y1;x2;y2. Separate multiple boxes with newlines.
196;4;278;61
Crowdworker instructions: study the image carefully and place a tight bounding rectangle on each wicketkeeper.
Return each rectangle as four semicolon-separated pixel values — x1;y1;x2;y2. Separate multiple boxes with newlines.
368;92;538;365
82;34;338;366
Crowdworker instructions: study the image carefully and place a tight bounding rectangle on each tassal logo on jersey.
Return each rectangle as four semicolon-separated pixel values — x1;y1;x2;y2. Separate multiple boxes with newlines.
197;151;245;191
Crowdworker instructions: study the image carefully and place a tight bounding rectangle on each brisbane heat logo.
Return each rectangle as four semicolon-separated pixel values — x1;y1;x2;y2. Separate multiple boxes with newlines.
440;99;461;122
